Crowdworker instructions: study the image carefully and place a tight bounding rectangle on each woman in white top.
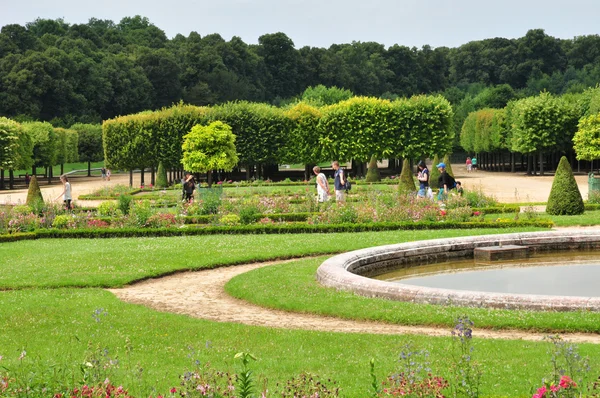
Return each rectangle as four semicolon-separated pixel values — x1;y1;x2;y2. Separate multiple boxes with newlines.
56;175;72;211
313;166;330;203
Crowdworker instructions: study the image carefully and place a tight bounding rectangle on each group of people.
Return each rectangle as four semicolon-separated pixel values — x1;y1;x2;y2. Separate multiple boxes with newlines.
313;161;349;204
465;156;477;173
100;167;111;181
417;161;463;202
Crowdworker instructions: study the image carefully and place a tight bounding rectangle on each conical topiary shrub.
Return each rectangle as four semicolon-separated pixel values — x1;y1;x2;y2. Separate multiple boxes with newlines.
429;155;441;188
26;175;44;206
156;161;168;188
365;155;381;182
443;154;454;177
398;158;416;194
546;156;584;215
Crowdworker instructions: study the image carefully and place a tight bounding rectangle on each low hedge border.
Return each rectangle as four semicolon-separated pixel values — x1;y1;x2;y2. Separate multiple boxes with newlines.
472;205;521;214
0;220;553;242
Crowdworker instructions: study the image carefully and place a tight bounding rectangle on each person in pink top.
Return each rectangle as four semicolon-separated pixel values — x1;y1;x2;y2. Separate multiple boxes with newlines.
466;157;472;173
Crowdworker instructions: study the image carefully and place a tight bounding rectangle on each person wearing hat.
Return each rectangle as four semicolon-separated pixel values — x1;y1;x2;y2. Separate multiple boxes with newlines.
436;162;455;201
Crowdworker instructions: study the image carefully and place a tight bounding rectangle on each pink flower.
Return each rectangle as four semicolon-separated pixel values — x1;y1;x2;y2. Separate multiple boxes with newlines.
170;387;177;393
473;211;480;216
536;386;547;396
550;385;559;392
559;375;576;388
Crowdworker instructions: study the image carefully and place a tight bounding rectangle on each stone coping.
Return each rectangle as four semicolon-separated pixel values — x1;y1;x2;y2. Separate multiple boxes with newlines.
316;230;600;311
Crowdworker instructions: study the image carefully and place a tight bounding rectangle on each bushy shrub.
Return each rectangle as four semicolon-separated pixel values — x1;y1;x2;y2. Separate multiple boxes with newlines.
127;200;154;227
219;214;241;226
52;214;71;229
238;204;261;225
446;206;473;222
97;201;121;217
589;190;600;204
118;195;133;215
546;156;584;215
7;212;38;233
199;189;222;214
463;188;497;208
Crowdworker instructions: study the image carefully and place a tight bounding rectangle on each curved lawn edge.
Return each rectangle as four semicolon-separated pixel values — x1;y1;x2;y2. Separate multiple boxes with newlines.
224;255;600;334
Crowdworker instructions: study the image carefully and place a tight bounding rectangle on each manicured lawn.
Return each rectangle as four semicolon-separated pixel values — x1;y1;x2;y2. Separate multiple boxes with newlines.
481;210;600;226
11;161;105;177
4;226;599;397
226;256;600;333
2;288;599;397
0;228;541;289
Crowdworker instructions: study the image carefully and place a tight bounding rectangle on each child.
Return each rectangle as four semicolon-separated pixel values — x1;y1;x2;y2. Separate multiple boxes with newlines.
456;181;464;196
55;175;72;211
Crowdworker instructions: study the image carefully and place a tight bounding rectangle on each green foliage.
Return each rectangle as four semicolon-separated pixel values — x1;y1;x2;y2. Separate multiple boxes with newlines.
510;92;579;154
71;123;103;164
0;117;22;169
54;127;79;165
365;155;381;182
118;195;133;215
52;214;70;229
283;102;323;165
219;213;241;226
546;156;584;215
443;154;454;177
26;175;44;205
301;85;353;106
155;161;168;188
398;159;416;194
181;121;239;173
238;205;261;225
23;121;58;168
429;155;441;187
573;113;600;160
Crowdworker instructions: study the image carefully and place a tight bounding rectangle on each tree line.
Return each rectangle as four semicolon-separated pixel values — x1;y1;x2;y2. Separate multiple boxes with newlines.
1;15;600;126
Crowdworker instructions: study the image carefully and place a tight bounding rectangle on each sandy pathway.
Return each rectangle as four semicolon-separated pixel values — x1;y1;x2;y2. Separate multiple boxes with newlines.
108;259;600;343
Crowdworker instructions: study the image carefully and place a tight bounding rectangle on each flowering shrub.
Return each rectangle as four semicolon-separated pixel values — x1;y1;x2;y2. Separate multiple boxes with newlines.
275;372;339;397
52;215;71;229
7;212;39;233
87;219;110;229
532;375;578;398
145;213;179;228
445;206;473;222
219;214;241;226
57;381;134;398
97;201;121;217
126;200;154;227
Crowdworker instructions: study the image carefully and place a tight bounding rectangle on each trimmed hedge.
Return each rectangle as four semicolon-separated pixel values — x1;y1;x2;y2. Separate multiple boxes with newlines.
472;205;520;214
0;220;553;242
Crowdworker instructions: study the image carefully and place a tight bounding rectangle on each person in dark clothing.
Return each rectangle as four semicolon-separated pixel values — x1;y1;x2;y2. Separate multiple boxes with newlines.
416;161;430;198
183;172;196;203
436;162;455;201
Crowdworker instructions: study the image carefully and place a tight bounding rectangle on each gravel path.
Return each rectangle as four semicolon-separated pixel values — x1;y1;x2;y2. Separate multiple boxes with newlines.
108;259;600;343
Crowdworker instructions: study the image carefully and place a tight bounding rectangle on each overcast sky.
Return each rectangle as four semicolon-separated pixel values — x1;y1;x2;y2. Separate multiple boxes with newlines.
2;0;598;49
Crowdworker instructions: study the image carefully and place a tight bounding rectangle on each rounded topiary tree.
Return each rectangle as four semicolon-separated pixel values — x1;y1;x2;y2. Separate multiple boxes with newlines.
443;154;454;177
26;175;44;205
398;158;416;194
182;121;239;187
156;161;168;188
429;155;441;188
365;155;381;182
546;156;584;215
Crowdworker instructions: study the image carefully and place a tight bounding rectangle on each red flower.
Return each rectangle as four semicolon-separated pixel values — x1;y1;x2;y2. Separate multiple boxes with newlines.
170;387;177;393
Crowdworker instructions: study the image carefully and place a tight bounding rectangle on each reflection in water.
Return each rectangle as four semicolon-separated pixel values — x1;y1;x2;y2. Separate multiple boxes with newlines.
373;251;600;297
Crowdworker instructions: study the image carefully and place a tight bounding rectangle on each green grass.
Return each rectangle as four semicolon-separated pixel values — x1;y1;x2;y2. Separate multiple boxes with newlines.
0;228;541;289
225;256;600;333
481;210;600;226
3;288;596;397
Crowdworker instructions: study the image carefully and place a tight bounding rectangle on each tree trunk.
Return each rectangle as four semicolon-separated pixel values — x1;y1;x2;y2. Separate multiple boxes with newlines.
9;169;14;189
539;152;544;176
32;165;36;176
0;169;4;190
207;170;213;187
140;169;145;186
527;155;532;175
304;164;311;181
87;161;92;177
48;166;53;184
246;165;251;180
60;163;64;176
511;153;515;173
129;170;133;187
151;166;155;186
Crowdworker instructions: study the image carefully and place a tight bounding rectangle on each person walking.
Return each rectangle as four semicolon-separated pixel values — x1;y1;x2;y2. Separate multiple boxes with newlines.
183;172;196;203
471;156;477;171
101;167;106;180
436;162;455;202
331;161;346;203
55;175;72;211
416;161;430;199
106;169;111;181
466;157;472;173
313;166;330;203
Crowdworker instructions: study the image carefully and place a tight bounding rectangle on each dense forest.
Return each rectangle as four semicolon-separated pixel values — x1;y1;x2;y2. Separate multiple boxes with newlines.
1;15;600;128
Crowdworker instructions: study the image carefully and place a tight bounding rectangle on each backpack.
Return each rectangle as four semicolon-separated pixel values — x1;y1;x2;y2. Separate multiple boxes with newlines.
446;174;456;190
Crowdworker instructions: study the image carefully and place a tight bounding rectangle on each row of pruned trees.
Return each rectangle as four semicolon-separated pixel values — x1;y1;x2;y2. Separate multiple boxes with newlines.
460;87;600;174
102;95;454;184
0;119;103;188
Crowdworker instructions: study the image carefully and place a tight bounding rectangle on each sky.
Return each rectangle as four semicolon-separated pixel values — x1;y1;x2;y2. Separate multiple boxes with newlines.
1;0;599;49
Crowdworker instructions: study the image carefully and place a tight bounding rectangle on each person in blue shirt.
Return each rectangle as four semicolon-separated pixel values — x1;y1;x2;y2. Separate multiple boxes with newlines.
417;160;430;198
332;161;346;203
